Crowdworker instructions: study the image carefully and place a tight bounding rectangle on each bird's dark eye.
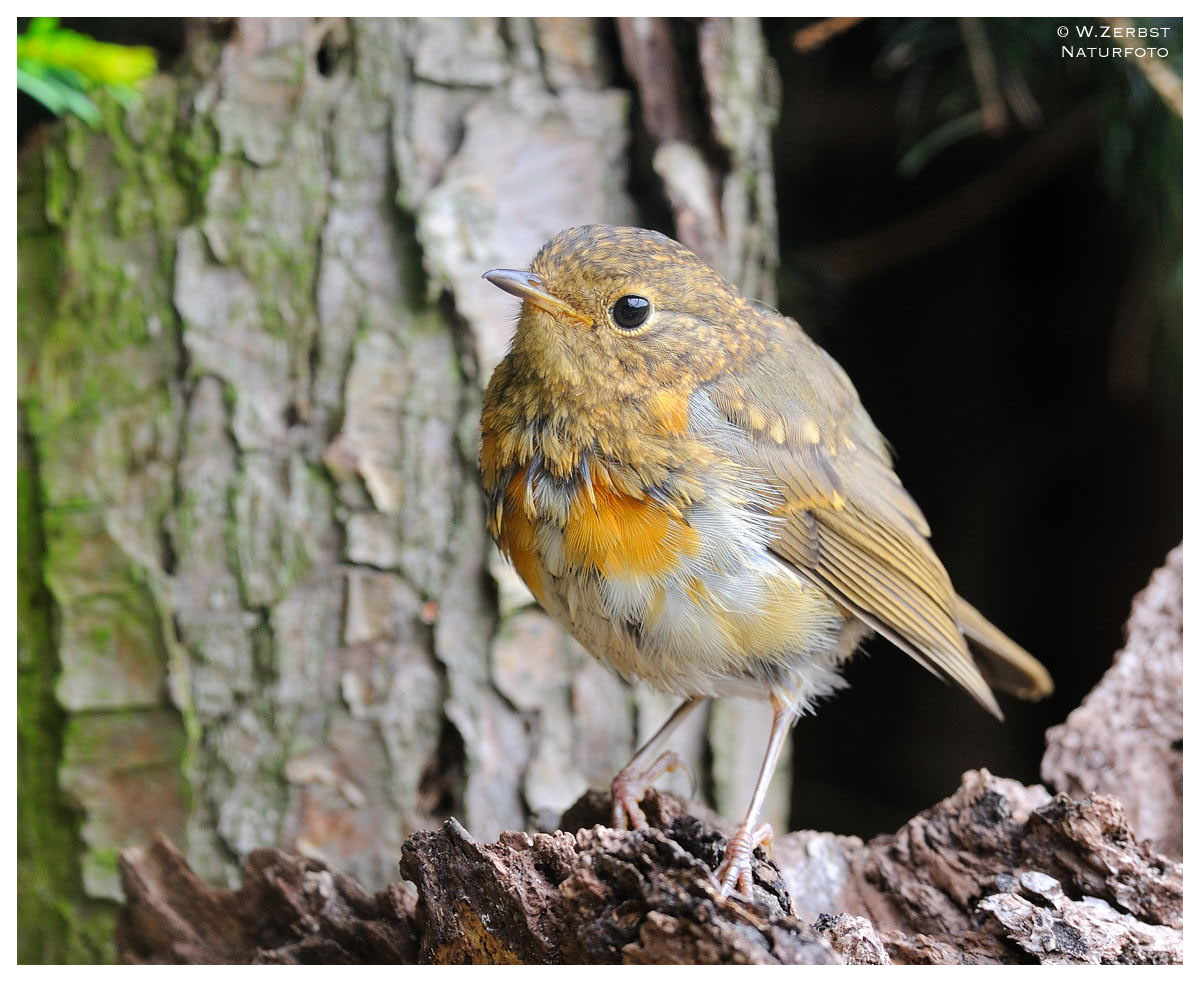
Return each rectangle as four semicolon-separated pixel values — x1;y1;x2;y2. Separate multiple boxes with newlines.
611;295;651;330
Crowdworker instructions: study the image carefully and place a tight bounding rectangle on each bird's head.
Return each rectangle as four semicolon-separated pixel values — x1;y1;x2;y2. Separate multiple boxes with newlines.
484;225;764;403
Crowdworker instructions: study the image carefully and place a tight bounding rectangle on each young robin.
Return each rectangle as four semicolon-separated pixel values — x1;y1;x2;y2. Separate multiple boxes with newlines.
479;225;1052;897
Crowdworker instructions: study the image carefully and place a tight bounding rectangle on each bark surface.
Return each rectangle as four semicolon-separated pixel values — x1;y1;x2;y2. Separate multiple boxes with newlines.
1042;545;1183;860
117;775;1182;965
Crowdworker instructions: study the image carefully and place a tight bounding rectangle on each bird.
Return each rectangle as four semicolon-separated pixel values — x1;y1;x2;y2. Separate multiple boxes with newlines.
479;225;1053;897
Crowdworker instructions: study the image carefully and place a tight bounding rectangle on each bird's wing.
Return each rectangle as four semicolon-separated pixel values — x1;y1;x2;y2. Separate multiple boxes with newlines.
701;323;1002;717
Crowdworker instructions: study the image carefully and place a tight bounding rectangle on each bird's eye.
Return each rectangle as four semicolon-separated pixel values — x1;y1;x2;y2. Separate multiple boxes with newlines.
611;295;651;330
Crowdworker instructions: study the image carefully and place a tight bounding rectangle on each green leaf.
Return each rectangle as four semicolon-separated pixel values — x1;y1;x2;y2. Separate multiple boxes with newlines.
17;66;68;114
17;23;156;88
17;65;101;126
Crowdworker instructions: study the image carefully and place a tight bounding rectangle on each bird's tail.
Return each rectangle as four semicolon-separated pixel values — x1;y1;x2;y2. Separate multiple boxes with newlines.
956;595;1054;701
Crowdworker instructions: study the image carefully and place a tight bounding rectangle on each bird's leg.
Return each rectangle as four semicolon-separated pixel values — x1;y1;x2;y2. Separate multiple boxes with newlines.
611;697;705;830
714;696;796;897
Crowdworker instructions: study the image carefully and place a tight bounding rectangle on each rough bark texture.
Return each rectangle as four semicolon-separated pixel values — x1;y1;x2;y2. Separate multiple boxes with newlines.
774;771;1181;964
116;773;1182;965
17;16;780;962
1041;545;1183;860
114;552;1184;965
118;836;419;965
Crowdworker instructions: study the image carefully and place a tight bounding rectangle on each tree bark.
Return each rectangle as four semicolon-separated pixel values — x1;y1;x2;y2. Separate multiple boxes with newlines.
17;16;781;961
116;773;1183;965
113;548;1184;965
1041;545;1182;860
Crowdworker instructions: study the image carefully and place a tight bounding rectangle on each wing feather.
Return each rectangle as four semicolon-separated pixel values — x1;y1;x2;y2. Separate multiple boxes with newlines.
703;321;1003;717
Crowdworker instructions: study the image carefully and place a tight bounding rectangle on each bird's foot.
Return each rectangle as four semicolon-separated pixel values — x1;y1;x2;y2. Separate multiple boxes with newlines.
610;750;695;830
714;822;773;897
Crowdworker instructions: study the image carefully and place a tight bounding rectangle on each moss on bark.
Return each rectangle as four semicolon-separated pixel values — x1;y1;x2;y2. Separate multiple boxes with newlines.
18;418;119;964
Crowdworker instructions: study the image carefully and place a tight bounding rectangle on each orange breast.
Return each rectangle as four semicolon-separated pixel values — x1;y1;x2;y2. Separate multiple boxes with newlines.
562;477;700;579
493;460;701;597
495;468;548;606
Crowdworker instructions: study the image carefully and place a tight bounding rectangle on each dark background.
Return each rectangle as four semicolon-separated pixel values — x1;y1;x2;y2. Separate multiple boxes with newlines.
763;18;1182;834
20;17;1182;840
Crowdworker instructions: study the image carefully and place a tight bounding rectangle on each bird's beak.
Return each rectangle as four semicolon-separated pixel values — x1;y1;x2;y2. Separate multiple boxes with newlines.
482;269;593;326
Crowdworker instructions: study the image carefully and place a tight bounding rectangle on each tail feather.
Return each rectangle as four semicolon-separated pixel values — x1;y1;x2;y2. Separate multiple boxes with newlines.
956;596;1054;701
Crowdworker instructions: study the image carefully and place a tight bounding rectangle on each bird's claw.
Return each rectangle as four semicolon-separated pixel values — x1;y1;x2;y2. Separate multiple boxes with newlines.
714;822;773;897
610;750;693;831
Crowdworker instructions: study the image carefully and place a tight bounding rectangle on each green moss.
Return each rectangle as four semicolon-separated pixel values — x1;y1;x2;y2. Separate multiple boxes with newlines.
17;426;118;964
17;71;219;962
159;601;201;803
41;124;79;227
87;623;114;650
89;845;122;877
175;127;219;210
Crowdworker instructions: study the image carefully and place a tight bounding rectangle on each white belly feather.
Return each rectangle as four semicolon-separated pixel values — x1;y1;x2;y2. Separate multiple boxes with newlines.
531;491;862;712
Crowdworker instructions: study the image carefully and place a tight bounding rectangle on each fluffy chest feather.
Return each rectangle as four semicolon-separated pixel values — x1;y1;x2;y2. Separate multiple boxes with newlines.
481;428;856;707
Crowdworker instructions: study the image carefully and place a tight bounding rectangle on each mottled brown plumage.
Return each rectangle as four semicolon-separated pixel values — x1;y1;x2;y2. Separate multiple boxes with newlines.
480;225;1052;896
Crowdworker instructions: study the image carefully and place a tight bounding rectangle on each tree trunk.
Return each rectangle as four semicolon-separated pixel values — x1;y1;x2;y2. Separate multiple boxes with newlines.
17;16;781;962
